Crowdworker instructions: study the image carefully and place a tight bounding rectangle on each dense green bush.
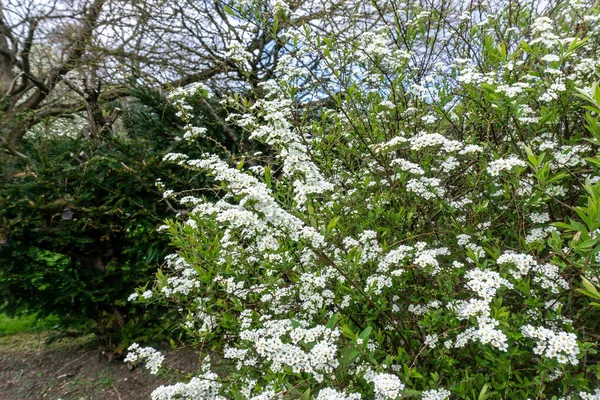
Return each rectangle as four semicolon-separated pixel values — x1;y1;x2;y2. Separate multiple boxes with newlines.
0;87;239;350
125;0;600;398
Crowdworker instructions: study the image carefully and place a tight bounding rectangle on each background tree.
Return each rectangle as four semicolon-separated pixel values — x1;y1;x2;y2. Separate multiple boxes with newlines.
0;0;108;160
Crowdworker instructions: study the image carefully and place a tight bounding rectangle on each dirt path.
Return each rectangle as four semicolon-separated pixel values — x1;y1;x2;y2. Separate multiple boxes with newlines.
0;333;200;400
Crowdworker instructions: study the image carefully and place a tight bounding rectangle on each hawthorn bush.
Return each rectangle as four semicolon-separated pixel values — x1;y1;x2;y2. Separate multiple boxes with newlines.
127;0;600;398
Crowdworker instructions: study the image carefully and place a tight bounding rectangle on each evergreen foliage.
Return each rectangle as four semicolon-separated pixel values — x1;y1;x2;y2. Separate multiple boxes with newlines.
0;87;238;350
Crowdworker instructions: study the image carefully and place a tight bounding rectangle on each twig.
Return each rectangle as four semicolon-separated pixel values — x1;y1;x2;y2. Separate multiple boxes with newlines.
52;353;88;377
111;383;123;400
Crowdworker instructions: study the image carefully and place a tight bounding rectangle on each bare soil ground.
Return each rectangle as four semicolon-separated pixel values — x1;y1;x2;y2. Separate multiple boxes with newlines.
0;333;200;400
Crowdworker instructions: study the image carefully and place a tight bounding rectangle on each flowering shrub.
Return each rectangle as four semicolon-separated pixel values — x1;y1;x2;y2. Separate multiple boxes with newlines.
128;0;600;398
124;343;165;374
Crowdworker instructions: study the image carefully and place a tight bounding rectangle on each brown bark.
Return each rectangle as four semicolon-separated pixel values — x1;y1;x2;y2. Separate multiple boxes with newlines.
0;0;106;160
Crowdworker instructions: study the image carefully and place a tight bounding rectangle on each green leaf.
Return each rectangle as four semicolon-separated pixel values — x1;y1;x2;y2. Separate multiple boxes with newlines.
327;216;341;233
264;165;272;188
586;157;600;168
299;389;311;400
223;5;235;16
577;239;598;249
582;277;600;297
524;145;538;168
497;42;507;60
546;172;568;184
567;36;588;54
520;40;535;54
576;288;600;300
479;384;492;400
290;319;302;328
230;389;245;400
359;326;373;342
341;324;355;339
552;221;573;230
402;389;423;397
326;312;340;330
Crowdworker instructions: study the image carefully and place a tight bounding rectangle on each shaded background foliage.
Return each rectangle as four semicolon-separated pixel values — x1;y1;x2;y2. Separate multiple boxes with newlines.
0;86;239;350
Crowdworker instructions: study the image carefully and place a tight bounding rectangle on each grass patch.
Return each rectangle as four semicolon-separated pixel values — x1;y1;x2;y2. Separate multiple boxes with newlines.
0;313;59;336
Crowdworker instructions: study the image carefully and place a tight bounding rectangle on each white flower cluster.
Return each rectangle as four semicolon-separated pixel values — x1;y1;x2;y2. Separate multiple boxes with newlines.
124;343;164;374
168;82;212;101
518;105;539;124
225;40;253;63
535;263;570;293
409;132;463;153
240;89;334;207
447;316;509;351
358;29;391;61
390;158;425;175
525;226;557;244
160;254;199;297
150;366;224;400
455;235;485;261
235;318;340;382
438;156;460;172
456;234;471;246
379;100;395;109
580;389;600;400
496;252;536;278
541;54;560;63
457;63;497;85
425;333;439;348
413;245;450;275
356;230;383;264
357;28;411;70
496;251;569;293
365;274;393;295
363;370;405;400
521;325;579;365
376;242;448;277
370;135;407;154
539;81;567;102
487;156;527;176
168;83;212;121
475;316;510;351
408;301;441;316
464;268;513;300
182;125;207;141
496;82;531;98
530;17;560;46
298;269;339;315
551;144;589;170
446;261;514;351
452;298;490;319
529;212;550;224
407;177;445;200
422;388;451;400
315;388;362;400
168;153;325;254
